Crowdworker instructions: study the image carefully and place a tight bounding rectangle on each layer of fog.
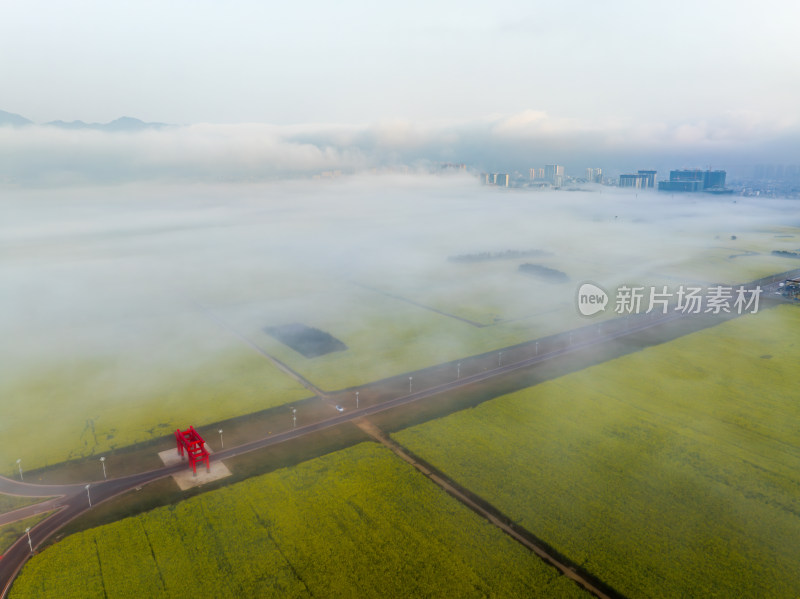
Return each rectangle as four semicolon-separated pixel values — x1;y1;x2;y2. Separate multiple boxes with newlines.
3;174;799;468
3;174;797;364
2;109;798;186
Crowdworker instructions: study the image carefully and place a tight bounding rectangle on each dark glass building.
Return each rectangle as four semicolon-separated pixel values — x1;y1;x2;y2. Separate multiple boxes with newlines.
658;169;728;193
703;170;726;189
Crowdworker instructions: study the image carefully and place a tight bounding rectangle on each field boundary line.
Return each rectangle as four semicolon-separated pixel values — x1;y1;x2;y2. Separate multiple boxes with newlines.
355;418;625;599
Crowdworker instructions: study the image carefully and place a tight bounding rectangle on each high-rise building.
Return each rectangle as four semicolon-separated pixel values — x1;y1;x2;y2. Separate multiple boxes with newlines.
544;164;564;187
493;173;510;187
585;167;602;183
658;169;729;193
618;170;655;189
669;169;705;183
637;170;657;188
658;180;702;192
544;164;564;181
481;173;510;187
703;170;726;189
619;174;648;188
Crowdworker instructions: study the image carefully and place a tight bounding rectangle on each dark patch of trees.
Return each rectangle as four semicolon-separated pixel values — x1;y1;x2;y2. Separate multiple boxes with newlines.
265;323;348;358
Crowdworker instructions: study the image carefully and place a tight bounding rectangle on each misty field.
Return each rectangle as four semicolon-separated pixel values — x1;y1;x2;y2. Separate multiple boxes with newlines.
658;239;800;284
394;304;800;598
0;326;311;472
4;180;800;471
9;443;588;599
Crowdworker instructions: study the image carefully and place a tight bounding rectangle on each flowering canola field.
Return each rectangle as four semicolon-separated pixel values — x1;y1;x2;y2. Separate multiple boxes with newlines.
395;305;800;598
10;443;588;598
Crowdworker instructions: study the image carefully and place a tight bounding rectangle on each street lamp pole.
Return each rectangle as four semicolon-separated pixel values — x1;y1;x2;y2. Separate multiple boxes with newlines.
100;457;107;480
498;351;503;366
218;429;224;449
292;408;297;429
356;391;359;409
409;376;413;393
25;527;32;553
85;484;92;508
16;459;23;482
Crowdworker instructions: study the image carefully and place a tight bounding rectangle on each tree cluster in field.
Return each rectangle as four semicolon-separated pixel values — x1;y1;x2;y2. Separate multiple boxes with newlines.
517;263;569;282
448;249;549;263
772;250;800;258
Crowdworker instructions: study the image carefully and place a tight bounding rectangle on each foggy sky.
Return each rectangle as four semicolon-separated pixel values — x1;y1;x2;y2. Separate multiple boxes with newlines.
1;0;799;159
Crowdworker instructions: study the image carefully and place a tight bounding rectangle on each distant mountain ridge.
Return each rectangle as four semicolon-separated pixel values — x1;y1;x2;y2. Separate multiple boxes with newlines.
0;110;170;130
45;116;170;131
0;110;33;127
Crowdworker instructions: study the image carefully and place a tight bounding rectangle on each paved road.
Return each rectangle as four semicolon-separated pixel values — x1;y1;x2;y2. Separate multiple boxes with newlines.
0;276;793;597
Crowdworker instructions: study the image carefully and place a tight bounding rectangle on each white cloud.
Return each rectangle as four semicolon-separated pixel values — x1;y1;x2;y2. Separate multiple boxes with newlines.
0;109;797;186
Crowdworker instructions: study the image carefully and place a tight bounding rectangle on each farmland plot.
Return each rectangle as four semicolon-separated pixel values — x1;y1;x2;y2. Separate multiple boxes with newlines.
395;305;800;598
10;443;589;598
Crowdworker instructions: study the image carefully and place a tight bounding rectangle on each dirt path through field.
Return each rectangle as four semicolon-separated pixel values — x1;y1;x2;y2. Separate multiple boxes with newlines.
354;418;622;599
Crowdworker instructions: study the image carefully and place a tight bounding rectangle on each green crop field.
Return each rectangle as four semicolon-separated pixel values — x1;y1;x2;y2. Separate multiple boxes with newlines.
9;443;588;598
394;304;800;598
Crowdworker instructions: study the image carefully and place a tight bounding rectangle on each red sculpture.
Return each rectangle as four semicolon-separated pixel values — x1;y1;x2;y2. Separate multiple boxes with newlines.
175;426;210;475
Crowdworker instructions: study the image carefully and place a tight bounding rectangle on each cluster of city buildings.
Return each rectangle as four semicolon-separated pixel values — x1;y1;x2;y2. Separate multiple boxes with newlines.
616;168;730;193
482;165;570;188
480;165;734;195
310;161;800;198
314;161;749;197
